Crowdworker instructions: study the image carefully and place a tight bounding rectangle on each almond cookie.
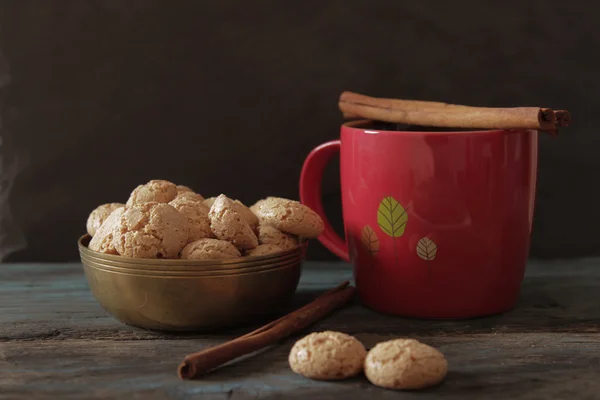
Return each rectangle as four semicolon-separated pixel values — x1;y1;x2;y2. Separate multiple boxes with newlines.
181;238;241;260
257;225;298;251
208;195;258;250
202;197;216;209
364;339;447;390
289;331;367;381
176;185;194;194
205;197;257;229
245;243;284;257
88;207;125;254
249;197;274;217
112;202;189;258
232;200;259;232
173;190;205;203
253;197;324;238
86;202;125;237
125;179;178;207
168;196;213;242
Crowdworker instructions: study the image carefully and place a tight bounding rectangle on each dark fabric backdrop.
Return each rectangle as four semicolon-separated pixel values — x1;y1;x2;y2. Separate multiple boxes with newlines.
0;0;597;262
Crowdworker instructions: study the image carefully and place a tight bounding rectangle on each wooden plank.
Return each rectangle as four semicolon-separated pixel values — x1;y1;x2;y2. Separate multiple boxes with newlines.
2;260;600;342
2;260;600;398
1;333;599;399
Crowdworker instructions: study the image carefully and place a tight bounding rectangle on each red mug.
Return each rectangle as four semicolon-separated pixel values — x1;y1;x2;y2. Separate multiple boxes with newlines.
300;120;538;318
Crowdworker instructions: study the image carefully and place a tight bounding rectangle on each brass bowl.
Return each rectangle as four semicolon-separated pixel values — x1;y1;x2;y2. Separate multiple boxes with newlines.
78;235;306;331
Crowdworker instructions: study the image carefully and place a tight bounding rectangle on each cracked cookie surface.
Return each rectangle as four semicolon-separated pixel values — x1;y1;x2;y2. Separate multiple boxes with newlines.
169;196;213;242
245;243;284;257
232;200;259;233
252;197;324;238
126;179;178;207
257;225;298;251
112;202;189;258
208;195;258;250
289;331;366;380
88;207;126;254
86;203;125;237
364;338;447;390
173;191;205;203
181;238;241;260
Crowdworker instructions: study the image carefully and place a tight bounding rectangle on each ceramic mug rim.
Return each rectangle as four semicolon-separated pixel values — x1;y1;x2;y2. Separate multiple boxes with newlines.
342;119;534;137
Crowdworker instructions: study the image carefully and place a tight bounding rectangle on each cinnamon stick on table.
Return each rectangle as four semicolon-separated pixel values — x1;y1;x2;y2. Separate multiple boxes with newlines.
177;281;356;380
339;91;570;134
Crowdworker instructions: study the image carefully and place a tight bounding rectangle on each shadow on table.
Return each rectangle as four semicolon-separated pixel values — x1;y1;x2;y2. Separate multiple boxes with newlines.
322;275;600;336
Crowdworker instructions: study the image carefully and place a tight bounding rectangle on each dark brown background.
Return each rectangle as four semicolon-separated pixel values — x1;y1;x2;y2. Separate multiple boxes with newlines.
0;0;596;262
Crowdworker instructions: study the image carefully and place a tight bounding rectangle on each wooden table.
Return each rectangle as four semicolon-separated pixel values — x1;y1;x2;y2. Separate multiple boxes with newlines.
1;260;599;399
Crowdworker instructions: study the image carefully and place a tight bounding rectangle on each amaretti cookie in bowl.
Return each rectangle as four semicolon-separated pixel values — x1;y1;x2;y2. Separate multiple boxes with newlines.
78;180;324;332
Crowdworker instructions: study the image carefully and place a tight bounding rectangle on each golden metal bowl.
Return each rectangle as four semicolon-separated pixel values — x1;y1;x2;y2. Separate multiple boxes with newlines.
78;235;306;331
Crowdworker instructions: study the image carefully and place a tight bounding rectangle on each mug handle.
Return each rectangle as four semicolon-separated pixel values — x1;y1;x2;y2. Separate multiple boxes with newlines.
299;140;350;262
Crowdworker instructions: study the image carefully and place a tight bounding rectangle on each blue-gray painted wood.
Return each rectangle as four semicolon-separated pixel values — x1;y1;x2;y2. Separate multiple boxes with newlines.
1;260;600;399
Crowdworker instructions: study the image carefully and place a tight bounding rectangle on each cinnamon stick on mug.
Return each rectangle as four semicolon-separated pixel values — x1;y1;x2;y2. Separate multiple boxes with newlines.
339;91;570;133
177;281;356;380
554;110;571;127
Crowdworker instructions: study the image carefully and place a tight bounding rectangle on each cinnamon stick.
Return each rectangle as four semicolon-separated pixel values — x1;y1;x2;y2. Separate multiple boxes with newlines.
339;91;561;132
177;282;356;380
554;110;571;127
236;281;351;340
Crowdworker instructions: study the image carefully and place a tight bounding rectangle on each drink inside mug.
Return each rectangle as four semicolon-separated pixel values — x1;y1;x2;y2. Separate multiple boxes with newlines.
300;119;539;319
349;120;502;133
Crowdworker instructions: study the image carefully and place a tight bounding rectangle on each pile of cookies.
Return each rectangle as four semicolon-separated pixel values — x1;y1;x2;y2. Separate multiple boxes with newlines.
86;179;324;260
288;331;447;390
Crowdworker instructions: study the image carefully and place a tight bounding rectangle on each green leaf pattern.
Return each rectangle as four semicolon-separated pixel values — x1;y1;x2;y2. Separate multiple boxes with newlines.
377;196;408;238
374;195;438;276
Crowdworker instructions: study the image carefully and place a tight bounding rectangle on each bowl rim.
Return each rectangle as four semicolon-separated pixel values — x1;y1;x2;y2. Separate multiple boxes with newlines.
78;234;307;269
82;256;303;278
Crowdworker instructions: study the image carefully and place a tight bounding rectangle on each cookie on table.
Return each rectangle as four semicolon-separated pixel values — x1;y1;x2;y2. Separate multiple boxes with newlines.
208;194;258;250
112;202;189;258
181;238;241;260
245;243;284;257
257;225;298;251
364;338;447;390
252;197;324;238
88;207;125;254
125;179;178;207
86;202;125;237
168;196;213;242
289;331;367;380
